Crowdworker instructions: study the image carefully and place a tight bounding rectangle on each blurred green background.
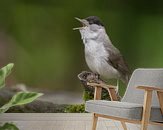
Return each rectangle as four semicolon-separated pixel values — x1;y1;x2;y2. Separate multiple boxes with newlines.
0;0;163;92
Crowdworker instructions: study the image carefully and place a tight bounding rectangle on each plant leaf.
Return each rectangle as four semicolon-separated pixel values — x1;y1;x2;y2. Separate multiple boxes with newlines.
0;102;12;113
0;92;43;113
0;63;14;89
0;123;19;130
10;92;43;106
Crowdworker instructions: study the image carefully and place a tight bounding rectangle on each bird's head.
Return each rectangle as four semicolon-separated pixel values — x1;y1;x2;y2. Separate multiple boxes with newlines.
74;16;105;41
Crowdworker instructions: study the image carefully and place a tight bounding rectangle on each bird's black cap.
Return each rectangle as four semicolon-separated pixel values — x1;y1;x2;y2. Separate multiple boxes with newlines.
85;16;104;26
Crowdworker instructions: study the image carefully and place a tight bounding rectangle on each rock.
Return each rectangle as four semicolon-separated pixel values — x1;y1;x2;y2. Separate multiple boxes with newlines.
7;101;68;113
0;87;68;113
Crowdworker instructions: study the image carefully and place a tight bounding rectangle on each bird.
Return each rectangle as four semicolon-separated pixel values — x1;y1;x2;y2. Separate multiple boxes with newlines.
74;16;131;88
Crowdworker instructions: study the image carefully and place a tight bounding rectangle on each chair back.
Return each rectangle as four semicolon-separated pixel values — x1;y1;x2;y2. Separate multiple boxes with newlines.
122;68;163;107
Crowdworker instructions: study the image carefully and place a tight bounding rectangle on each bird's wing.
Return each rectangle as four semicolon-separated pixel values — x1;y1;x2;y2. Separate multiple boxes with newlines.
109;51;130;74
104;42;131;83
109;51;131;83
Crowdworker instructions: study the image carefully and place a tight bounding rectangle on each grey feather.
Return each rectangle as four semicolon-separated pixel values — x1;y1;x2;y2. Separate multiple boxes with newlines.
103;33;131;84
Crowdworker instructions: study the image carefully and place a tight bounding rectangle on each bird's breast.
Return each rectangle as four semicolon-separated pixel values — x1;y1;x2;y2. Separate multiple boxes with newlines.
84;40;120;79
84;40;108;57
84;40;105;69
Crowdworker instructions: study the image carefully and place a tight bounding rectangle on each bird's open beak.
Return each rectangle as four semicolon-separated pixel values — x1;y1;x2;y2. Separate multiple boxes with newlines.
73;17;87;30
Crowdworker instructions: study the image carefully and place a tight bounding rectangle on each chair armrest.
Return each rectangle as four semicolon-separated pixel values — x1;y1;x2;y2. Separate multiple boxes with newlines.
137;86;163;92
137;86;163;123
87;82;116;90
87;82;118;101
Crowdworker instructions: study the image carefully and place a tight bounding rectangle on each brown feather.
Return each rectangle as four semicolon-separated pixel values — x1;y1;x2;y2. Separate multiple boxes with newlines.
104;43;131;84
108;52;131;84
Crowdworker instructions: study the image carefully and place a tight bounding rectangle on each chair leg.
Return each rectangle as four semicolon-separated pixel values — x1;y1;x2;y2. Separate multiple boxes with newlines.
92;113;98;130
121;121;127;130
141;123;148;130
141;90;152;130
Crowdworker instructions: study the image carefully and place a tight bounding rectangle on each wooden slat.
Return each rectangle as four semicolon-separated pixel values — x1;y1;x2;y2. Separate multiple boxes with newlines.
150;121;163;126
94;86;102;100
157;91;163;115
107;88;118;101
95;113;141;124
121;121;127;130
92;86;102;130
87;82;116;89
87;82;118;101
141;90;153;130
137;86;163;92
95;113;163;126
92;113;98;130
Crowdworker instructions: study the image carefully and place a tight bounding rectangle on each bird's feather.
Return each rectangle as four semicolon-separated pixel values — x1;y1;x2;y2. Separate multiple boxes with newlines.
103;39;131;84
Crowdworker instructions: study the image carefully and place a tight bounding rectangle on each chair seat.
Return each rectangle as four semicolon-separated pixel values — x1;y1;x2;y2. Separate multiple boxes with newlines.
86;100;163;122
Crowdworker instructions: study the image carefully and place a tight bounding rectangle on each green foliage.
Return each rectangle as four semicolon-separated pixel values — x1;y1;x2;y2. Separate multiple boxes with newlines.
0;92;43;113
64;104;85;113
0;123;19;130
0;64;43;130
0;63;14;89
101;90;110;100
82;91;94;101
10;92;43;106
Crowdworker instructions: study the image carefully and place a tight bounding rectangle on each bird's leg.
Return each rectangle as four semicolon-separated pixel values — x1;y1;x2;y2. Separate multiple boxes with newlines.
116;79;119;93
115;79;122;100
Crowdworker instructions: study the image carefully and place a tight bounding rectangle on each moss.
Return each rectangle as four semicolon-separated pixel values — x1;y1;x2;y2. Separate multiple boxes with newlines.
64;104;85;113
82;91;94;101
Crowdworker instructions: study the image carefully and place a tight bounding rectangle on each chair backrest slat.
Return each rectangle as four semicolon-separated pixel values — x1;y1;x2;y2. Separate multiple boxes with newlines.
122;69;163;107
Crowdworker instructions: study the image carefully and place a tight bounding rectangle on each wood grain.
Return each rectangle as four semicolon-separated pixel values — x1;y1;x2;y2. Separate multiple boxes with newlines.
157;91;163;115
141;90;152;130
137;86;163;92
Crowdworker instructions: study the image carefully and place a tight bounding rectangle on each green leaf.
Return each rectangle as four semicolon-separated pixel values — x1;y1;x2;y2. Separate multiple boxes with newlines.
0;92;43;113
0;123;19;130
10;92;43;106
0;102;12;113
0;63;14;89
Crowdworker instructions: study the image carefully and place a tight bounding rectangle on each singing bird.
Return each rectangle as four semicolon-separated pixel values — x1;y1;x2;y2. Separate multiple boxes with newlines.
74;16;130;87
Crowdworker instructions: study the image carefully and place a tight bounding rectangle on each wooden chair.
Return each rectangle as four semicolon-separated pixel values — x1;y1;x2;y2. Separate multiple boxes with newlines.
85;69;163;130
